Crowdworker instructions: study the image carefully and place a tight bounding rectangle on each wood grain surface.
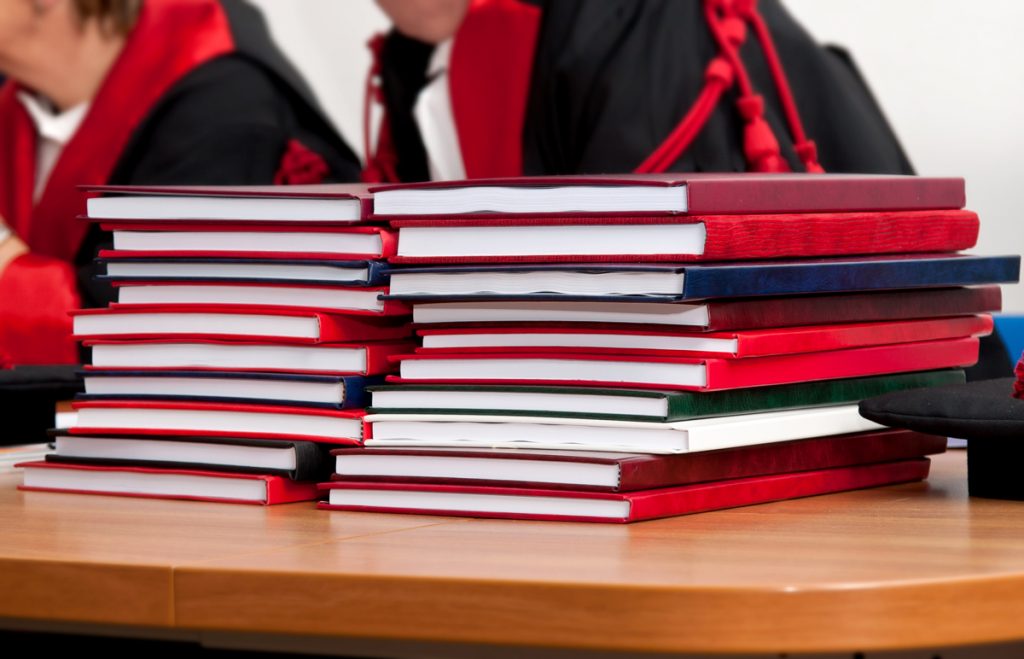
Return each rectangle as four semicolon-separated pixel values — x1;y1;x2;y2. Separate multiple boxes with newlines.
4;451;1024;654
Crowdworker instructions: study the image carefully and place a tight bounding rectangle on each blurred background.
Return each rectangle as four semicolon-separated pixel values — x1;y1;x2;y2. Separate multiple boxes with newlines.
250;0;1024;322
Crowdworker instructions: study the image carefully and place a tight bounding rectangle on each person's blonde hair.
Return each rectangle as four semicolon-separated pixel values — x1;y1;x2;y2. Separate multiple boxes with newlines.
73;0;142;36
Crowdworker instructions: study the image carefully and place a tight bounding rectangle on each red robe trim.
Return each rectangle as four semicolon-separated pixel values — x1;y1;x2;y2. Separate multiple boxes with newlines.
0;0;235;364
448;0;540;178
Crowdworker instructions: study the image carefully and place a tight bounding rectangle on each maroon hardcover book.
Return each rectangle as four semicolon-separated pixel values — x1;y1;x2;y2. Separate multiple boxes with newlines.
371;173;965;217
329;429;946;492
319;458;932;523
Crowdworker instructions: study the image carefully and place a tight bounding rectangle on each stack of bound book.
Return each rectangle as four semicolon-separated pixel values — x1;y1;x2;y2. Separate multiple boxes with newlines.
320;173;1020;522
20;184;412;505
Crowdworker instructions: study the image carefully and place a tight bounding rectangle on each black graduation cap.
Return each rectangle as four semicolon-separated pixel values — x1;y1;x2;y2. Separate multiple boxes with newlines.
859;371;1024;500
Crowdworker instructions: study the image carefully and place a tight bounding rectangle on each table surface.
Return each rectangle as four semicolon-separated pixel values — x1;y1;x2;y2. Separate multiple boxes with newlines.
3;450;1024;655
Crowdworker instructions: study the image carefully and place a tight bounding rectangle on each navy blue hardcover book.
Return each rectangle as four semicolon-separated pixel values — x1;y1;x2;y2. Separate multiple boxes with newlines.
77;370;383;409
383;255;1020;302
96;256;389;287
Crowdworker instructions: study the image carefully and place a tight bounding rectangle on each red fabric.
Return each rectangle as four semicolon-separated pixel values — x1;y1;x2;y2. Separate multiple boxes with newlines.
1013;352;1024;399
0;253;80;363
448;0;541;178
639;0;824;174
273;139;330;185
362;0;541;182
0;0;234;364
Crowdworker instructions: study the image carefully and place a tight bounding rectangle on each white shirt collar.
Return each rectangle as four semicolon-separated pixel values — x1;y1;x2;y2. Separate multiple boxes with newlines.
16;91;89;145
427;38;454;79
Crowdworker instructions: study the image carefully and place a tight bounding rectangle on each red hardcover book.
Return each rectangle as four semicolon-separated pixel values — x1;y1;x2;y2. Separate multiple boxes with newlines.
319;458;931;522
98;225;397;260
72;306;412;343
371;173;964;217
110;281;408;316
388;209;979;264
391;337;980;391
416;315;992;357
84;338;415;375
412;286;1003;331
330;429;945;492
18;461;319;505
68;400;369;444
84;182;375;223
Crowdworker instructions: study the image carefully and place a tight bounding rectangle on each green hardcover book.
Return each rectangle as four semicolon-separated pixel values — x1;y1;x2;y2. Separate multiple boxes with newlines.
368;369;965;422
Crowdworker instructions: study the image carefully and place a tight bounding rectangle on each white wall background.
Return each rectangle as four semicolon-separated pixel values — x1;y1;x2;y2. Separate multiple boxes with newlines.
251;0;1024;310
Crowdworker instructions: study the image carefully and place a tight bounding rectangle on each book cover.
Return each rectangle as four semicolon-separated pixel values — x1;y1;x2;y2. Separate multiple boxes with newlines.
330;429;945;492
387;209;979;263
319;458;931;522
19;460;320;505
367;370;967;422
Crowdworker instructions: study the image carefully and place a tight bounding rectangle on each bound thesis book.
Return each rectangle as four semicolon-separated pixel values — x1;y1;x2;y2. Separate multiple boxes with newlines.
49;434;332;480
73;306;412;343
365;404;882;454
368;370;967;421
332;429;946;491
388;209;978;263
371;173;964;216
415;316;992;357
20;461;320;505
86;339;415;375
85;183;374;223
108;226;396;259
114;282;407;315
386;255;1021;301
82;370;382;409
410;286;1003;329
69;400;368;444
391;338;980;391
97;254;389;287
319;458;931;522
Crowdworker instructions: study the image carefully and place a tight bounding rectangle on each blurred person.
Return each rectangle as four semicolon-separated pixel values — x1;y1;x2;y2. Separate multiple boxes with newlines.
0;0;360;365
366;0;911;182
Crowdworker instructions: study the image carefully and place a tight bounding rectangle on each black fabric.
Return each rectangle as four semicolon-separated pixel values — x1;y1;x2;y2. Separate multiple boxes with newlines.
522;0;914;175
965;330;1014;381
859;377;1024;440
0;366;82;444
378;30;435;182
75;0;361;310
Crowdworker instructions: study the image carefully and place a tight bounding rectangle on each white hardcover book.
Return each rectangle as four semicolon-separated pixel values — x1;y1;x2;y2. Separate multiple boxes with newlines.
365;405;880;454
116;284;385;312
412;301;710;327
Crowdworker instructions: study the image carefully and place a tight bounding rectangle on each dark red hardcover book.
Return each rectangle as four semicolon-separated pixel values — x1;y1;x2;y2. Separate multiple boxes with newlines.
68;399;369;445
18;460;319;505
415;315;992;357
73;305;411;343
371;173;964;216
388;209;979;263
330;429;945;492
390;337;980;391
318;458;931;522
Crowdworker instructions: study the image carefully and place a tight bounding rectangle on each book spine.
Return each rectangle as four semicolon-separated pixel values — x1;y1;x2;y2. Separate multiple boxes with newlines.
262;476;321;504
626;459;931;521
365;260;390;286
702;338;979;391
686;176;965;213
733;316;992;358
705;286;1002;331
698;211;978;261
665;369;966;419
685;257;1020;301
617;431;945;491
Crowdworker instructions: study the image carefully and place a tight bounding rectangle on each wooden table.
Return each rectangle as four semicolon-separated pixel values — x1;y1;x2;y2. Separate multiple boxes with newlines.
2;450;1024;657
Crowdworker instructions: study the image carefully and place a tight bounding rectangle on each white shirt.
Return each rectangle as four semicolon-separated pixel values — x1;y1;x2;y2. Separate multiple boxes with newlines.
16;91;90;202
412;38;466;181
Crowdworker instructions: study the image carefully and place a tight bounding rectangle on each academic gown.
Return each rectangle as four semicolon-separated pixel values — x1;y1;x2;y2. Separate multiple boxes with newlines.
0;0;360;365
371;0;912;179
